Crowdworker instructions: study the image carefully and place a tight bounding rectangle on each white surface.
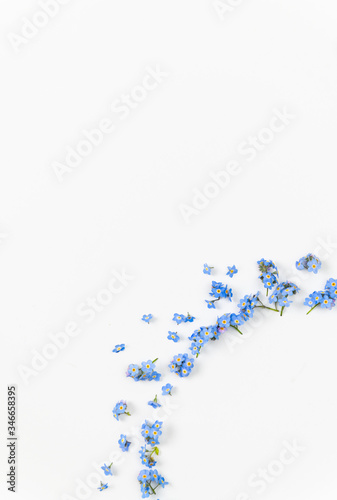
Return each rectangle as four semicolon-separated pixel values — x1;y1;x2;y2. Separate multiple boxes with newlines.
1;1;337;499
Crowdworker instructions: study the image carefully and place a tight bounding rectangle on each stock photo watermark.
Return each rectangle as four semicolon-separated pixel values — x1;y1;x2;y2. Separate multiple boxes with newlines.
213;0;247;21
231;439;306;500
7;386;17;493
51;65;169;183
179;106;296;224
7;0;73;52
17;269;134;384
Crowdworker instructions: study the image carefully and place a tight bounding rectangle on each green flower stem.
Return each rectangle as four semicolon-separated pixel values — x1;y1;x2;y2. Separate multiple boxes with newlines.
152;358;158;363
256;298;278;312
149;483;156;495
306;303;319;315
231;325;243;335
255;305;279;312
280;306;285;317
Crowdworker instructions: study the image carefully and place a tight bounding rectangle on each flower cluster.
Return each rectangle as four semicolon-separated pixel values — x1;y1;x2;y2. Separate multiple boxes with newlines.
126;359;161;382
138;420;167;497
224;292;263;332
118;434;131;452
304;278;337;313
138;469;168;498
296;254;321;274
193;291;280;349
269;281;300;315
112;400;131;421
189;325;221;356
139;420;163;467
206;280;233;308
172;312;195;324
139;445;158;468
107;256;333;497
141;420;163;446
169;353;194;377
257;259;279;294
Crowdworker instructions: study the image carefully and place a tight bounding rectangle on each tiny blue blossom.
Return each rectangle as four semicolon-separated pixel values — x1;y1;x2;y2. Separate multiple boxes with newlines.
185;313;195;322
167;331;180;342
172;313;186;324
203;263;213;275
118;434;131;452
142;360;155;373
162;383;173;395
226;265;238;278
142;314;153;324
112;343;125;353
148;395;161;408
101;463;113;476
112;400;130;421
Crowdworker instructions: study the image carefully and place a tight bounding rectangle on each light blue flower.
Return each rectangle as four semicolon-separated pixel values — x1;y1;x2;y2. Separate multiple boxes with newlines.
148;395;161;409
172;313;186;324
167;331;180;342
162;383;173;396
112;400;130;420
226;265;238;278
142;314;153;324
118;434;131;452
203;263;213;275
101;463;113;476
98;482;108;491
141;360;155;373
112;343;125;353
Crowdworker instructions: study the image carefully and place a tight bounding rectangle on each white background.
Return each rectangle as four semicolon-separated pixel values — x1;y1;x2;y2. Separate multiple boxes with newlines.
1;1;337;499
